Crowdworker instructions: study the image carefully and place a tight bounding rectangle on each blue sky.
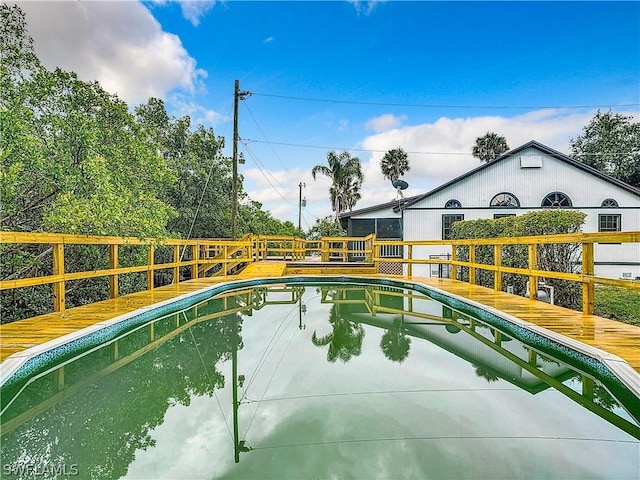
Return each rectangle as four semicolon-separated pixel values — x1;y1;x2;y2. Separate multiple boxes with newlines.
19;1;640;229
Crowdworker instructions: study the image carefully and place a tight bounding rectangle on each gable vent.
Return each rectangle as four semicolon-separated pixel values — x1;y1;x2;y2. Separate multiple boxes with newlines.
520;155;543;168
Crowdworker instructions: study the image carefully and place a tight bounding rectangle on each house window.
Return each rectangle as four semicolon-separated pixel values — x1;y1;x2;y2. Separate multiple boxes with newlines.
541;192;572;208
490;192;520;208
442;214;464;239
493;213;516;219
376;218;402;239
599;214;621;232
350;219;375;236
445;199;462;208
601;198;618;208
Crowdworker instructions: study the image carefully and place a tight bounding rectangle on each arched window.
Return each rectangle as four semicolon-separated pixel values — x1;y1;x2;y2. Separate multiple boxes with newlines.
601;198;618;208
490;192;520;208
541;192;572;208
445;199;462;208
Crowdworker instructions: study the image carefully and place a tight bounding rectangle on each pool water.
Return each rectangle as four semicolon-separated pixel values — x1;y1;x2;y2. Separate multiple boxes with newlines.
1;282;639;479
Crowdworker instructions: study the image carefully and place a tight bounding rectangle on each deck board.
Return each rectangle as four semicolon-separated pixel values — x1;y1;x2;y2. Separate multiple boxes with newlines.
2;264;639;374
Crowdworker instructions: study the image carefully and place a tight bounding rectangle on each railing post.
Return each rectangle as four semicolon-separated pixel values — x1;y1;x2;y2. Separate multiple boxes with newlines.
407;244;413;277
469;245;476;285
191;244;199;279
321;239;329;262
224;245;228;276
582;242;595;314
147;244;155;290
52;242;65;312
493;244;502;291
249;235;255;262
109;244;119;298
450;244;457;280
528;243;538;300
173;245;180;284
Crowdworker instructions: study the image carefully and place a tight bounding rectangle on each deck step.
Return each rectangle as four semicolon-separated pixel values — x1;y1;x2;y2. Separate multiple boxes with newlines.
285;262;377;275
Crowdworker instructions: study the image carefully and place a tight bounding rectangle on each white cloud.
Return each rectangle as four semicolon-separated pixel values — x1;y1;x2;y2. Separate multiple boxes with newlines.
263;36;275;45
168;94;228;126
366;113;406;132
178;0;216;27
349;1;385;16
20;1;206;105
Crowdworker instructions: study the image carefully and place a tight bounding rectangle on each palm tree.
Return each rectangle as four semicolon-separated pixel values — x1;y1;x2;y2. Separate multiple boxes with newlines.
312;151;364;221
380;147;410;182
311;305;365;363
472;132;509;163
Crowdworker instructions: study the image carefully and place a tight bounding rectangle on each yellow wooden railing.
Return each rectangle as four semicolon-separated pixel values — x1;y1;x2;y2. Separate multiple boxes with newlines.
1;231;638;316
372;231;640;314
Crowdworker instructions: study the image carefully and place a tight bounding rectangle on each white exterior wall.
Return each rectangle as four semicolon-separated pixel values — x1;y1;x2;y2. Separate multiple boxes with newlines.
400;148;640;279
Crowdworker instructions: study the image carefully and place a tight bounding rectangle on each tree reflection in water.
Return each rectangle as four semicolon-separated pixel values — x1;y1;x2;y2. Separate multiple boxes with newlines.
380;318;411;363
311;305;365;363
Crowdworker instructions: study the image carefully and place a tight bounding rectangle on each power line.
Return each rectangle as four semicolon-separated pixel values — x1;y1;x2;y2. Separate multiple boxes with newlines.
244;138;475;155
251;92;640;110
244;138;638;157
242;101;291;172
241;142;296;206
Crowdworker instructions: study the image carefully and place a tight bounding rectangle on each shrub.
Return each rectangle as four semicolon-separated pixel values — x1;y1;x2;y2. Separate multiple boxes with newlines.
450;210;586;310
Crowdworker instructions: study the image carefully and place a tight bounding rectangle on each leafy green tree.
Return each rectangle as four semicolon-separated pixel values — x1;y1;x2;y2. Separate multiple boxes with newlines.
570;110;640;188
311;151;364;220
239;200;298;236
135;99;231;238
380;147;410;183
472;132;509;163
451;210;586;310
307;215;346;239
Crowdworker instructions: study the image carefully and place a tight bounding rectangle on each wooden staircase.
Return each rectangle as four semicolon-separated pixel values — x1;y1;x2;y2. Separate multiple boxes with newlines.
198;234;252;277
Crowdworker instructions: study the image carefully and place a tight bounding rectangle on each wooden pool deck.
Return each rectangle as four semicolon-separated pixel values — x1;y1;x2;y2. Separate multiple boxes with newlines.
2;262;639;373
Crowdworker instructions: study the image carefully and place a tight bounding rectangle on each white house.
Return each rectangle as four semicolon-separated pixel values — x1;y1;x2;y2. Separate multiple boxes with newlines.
339;140;640;279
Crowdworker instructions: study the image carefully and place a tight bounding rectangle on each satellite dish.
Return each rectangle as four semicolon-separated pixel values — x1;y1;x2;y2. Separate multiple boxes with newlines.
392;179;409;190
392;179;409;198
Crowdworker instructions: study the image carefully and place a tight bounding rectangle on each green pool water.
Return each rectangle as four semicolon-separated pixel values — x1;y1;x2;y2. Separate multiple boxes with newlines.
1;282;639;479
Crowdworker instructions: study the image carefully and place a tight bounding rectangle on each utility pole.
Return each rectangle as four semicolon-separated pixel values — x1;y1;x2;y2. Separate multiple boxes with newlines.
232;80;251;240
298;182;306;233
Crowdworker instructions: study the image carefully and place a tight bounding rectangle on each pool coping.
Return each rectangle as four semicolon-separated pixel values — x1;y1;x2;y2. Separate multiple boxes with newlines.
1;275;639;402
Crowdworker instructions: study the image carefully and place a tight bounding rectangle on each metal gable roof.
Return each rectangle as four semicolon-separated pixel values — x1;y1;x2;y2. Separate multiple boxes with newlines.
398;140;640;210
338;140;640;220
338;194;422;220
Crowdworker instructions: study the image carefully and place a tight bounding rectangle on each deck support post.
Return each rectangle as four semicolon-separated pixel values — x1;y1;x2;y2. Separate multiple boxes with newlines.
450;244;457;280
528;244;538;300
52;243;65;312
582;242;595;314
147;245;155;290
109;244;119;298
493;244;502;291
191;244;199;279
469;245;476;285
173;245;180;284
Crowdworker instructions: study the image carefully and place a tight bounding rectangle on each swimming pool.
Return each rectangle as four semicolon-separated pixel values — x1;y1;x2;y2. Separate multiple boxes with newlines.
1;278;639;479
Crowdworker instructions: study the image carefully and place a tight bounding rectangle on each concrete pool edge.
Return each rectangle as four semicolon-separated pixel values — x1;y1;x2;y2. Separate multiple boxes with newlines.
1;275;639;403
